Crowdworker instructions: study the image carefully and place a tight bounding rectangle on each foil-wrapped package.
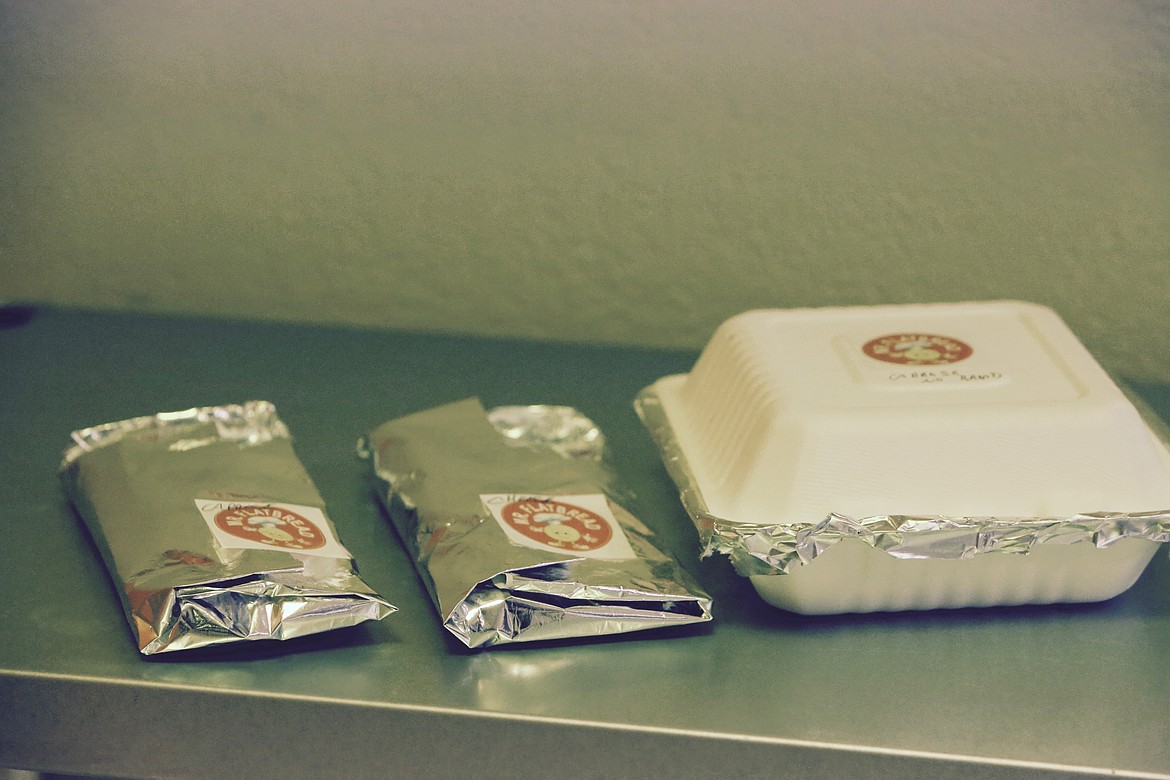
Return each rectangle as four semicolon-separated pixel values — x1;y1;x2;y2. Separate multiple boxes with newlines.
361;398;712;649
60;402;396;655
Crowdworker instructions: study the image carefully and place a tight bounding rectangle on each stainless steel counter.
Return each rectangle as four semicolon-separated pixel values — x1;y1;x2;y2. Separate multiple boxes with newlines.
2;307;1167;779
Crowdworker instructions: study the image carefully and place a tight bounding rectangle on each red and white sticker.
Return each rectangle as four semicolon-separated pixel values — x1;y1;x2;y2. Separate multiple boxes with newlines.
481;493;636;560
861;333;973;365
194;498;352;558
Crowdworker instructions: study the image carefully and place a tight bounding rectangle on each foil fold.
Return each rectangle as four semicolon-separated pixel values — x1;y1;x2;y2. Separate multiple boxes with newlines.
361;398;712;648
634;387;1170;577
60;401;396;655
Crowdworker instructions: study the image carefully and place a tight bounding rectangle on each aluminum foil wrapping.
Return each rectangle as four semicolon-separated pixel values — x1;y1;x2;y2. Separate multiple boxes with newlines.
635;387;1170;577
360;398;712;649
60;401;396;655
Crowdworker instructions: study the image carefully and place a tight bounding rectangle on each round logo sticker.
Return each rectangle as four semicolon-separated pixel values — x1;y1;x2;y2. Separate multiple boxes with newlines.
213;504;327;551
498;498;614;552
861;333;973;365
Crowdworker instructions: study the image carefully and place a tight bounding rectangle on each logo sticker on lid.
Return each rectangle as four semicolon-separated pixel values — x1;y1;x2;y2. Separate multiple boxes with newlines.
862;333;973;365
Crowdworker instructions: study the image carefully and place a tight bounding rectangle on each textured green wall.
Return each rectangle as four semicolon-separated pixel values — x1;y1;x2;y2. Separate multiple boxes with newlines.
1;1;1168;378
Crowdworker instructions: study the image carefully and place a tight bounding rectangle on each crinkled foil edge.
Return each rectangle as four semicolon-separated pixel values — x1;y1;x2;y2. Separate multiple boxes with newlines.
61;400;289;468
132;572;395;655
445;566;713;650
634;386;1170;577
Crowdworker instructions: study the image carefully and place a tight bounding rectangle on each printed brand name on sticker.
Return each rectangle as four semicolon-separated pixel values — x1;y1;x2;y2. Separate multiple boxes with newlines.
195;498;352;559
862;333;973;365
215;505;326;549
481;493;637;560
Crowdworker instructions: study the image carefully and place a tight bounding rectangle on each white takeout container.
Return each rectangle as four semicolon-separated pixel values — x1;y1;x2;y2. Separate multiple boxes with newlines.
642;301;1170;614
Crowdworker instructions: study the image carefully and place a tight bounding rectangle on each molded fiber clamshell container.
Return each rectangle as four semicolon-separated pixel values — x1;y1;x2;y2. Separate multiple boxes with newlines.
647;301;1170;614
